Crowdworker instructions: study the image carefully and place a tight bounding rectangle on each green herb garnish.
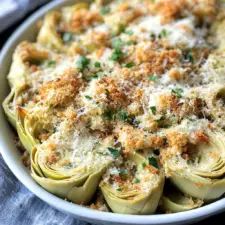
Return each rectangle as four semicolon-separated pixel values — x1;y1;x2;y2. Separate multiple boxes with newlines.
91;74;99;79
117;187;122;191
85;95;92;100
100;6;110;15
155;115;165;122
125;30;134;35
184;51;194;63
117;111;129;122
148;157;159;169
94;61;101;68
118;23;126;33
108;147;120;158
76;56;90;71
103;109;114;120
46;60;56;67
124;62;135;68
62;32;73;43
110;48;124;61
112;38;124;49
150;32;156;41
158;29;169;38
171;88;183;98
149;75;158;82
126;40;135;45
150;106;157;115
133;178;140;184
119;169;128;175
142;162;147;168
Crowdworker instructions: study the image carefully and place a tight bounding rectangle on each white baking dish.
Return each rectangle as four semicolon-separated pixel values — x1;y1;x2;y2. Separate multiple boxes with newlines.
0;1;225;224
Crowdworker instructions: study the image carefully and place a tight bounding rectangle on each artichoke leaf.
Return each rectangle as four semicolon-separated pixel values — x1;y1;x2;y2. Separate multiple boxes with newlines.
31;161;108;204
37;11;63;50
67;166;107;204
2;89;17;128
161;184;203;213
31;134;112;204
165;131;225;200
100;153;165;214
8;42;48;89
31;166;88;199
16;107;38;153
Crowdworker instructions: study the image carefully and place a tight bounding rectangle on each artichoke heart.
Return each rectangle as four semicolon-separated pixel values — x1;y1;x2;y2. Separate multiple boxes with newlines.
16;107;39;153
3;89;17;128
37;11;63;50
164;131;225;200
161;183;203;213
100;153;164;214
31;125;113;204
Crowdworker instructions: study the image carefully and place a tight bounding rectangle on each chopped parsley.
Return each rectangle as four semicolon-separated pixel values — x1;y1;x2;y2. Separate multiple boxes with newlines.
85;95;92;100
100;6;111;15
110;48;124;61
62;32;73;43
158;29;169;38
133;178;140;184
103;109;135;124
124;30;134;35
76;56;90;71
117;187;122;191
118;23;126;33
124;62;135;68
171;88;184;98
150;106;157;115
45;60;56;67
142;162;147;168
184;51;194;63
110;38;126;61
117;111;129;122
112;38;124;49
91;74;99;79
149;75;158;82
150;32;156;41
126;40;135;45
103;109;114;120
108;147;120;158
119;169;128;176
148;157;159;169
117;110;135;124
155;115;165;122
94;61;101;68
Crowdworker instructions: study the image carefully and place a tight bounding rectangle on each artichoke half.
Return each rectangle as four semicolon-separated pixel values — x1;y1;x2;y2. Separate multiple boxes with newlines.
37;11;63;50
7;41;48;89
16;107;40;153
164;131;225;201
31;128;113;204
3;89;17;128
37;2;89;52
100;153;164;214
161;184;203;213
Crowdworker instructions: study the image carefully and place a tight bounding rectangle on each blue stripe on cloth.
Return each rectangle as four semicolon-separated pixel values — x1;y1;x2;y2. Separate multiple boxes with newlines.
0;156;91;225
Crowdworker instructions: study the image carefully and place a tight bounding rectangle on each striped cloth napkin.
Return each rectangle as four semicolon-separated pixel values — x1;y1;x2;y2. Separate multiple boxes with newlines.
0;156;89;225
0;0;50;32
